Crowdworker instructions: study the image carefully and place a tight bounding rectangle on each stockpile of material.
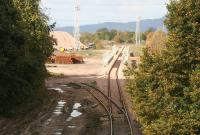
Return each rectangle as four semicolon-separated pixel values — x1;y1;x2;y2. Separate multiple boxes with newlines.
50;31;87;50
49;51;83;64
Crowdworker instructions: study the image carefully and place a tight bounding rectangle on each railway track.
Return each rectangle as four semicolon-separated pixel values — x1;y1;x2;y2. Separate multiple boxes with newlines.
82;46;134;135
115;52;134;135
84;88;113;135
108;47;133;135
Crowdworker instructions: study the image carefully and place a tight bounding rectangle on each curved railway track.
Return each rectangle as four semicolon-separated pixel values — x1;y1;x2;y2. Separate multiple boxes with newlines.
82;46;133;135
84;88;113;135
108;47;133;135
115;54;134;135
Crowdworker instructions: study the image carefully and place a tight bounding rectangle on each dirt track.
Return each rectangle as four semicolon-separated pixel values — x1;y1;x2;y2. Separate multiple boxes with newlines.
0;53;141;135
46;58;104;76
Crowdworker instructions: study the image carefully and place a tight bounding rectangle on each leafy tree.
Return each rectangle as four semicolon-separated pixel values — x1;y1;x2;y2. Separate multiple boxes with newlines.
113;31;135;43
140;27;156;41
113;32;123;43
80;32;95;44
0;0;54;116
81;28;137;45
126;0;200;134
146;30;167;54
109;29;117;40
96;28;110;40
146;27;156;33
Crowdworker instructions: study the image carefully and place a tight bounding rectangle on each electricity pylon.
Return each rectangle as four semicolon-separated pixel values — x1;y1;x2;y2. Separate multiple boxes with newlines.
74;0;80;50
135;16;141;45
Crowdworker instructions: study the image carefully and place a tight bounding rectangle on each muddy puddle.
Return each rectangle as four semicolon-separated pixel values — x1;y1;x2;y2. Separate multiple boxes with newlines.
53;100;66;115
48;83;82;94
68;125;76;129
66;102;82;122
64;83;82;89
48;87;64;93
71;110;82;117
0;81;111;135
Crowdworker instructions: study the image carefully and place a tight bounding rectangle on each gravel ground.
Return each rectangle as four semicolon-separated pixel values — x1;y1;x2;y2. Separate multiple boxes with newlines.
0;51;141;135
46;58;104;76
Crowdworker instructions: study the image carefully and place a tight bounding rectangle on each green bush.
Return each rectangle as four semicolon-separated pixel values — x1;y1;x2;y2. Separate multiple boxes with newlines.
126;0;200;134
0;0;54;116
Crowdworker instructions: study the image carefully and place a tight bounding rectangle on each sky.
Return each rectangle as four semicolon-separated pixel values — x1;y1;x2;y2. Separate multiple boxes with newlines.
40;0;170;27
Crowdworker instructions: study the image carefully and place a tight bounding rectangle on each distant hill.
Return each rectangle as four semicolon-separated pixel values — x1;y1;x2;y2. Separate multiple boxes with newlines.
56;17;165;33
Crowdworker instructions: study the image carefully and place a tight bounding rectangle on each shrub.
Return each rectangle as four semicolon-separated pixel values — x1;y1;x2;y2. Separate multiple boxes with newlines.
0;0;55;116
126;0;200;134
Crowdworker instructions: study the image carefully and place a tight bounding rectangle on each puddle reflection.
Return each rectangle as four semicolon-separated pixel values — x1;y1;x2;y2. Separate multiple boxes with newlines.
53;101;66;115
71;110;82;117
68;125;76;129
48;88;64;93
73;103;81;109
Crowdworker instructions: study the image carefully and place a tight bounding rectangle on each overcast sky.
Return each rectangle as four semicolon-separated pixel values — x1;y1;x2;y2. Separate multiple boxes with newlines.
40;0;170;27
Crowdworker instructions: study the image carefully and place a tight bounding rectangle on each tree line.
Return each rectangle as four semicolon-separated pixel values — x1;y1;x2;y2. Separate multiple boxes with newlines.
80;27;156;47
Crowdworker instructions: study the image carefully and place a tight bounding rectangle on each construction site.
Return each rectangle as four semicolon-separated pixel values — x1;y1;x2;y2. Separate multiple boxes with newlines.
1;0;143;134
2;1;196;135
